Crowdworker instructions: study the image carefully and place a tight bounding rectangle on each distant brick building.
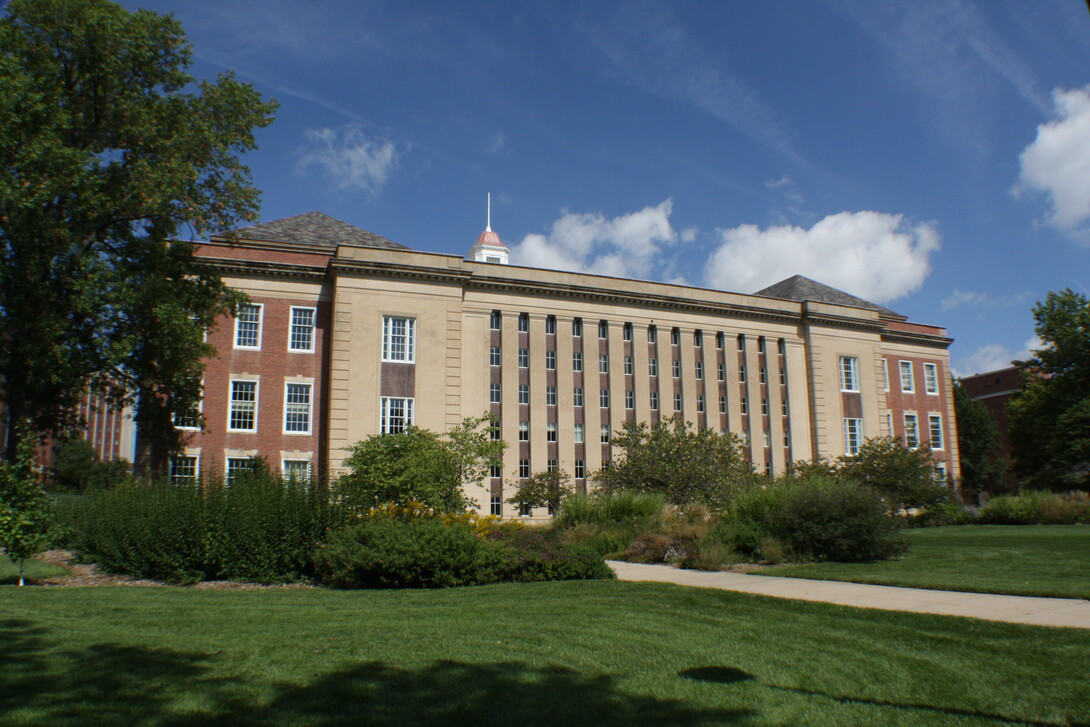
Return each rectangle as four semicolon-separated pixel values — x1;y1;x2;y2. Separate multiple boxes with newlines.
960;365;1022;463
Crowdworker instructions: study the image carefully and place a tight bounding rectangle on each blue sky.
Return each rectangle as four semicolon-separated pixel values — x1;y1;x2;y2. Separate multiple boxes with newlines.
123;0;1090;376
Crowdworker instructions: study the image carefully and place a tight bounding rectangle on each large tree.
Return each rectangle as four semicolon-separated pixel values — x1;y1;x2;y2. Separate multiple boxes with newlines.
1008;290;1090;491
0;0;276;462
953;382;1005;497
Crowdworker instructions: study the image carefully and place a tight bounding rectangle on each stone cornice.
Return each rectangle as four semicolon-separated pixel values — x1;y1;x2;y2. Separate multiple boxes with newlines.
880;330;954;349
197;257;328;281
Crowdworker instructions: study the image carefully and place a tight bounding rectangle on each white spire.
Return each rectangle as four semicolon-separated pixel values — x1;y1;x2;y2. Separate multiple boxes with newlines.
486;192;492;232
467;190;509;264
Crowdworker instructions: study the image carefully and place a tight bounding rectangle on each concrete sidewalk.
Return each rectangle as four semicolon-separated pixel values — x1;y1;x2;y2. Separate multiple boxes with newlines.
607;561;1090;629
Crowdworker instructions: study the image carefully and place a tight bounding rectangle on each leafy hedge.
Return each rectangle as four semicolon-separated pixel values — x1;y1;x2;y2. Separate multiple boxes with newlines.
979;491;1090;525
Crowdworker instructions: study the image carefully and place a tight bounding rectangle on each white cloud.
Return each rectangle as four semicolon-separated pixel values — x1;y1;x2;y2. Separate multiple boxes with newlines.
509;200;680;280
1017;86;1090;242
296;124;400;194
953;336;1041;378
704;212;939;303
941;289;1033;311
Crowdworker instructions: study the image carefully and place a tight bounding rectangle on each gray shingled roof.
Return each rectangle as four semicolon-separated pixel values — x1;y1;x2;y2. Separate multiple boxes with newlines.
223;212;409;250
756;275;900;317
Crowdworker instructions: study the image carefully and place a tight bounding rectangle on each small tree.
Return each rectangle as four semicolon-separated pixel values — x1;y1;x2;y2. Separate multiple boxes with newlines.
593;417;753;507
444;413;505;495
0;429;53;585
953;383;1005;497
49;437;130;492
837;437;949;513
508;470;573;515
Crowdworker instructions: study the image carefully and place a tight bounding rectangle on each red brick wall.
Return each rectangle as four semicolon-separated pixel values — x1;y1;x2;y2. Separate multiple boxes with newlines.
884;354;952;465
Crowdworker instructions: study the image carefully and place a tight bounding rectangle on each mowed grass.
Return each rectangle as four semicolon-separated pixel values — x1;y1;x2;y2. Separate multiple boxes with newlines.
764;525;1090;599
0;556;68;585
2;582;1088;726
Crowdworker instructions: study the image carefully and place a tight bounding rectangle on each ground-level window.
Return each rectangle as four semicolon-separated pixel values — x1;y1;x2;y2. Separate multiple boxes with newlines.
282;459;312;481
904;414;920;449
226;457;253;484
380;397;414;434
844;418;863;456
229;380;257;432
284;383;312;434
170;455;198;485
490;495;502;516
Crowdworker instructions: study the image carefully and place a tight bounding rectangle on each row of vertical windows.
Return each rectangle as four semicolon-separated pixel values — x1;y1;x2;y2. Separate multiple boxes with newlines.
227;380;314;435
234;304;317;352
168;456;312;485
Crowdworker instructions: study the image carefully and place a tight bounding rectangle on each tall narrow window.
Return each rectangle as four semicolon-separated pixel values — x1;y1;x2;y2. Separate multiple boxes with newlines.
490;383;501;404
719;396;727;414
518;313;529;332
546;386;557;406
284;383;312;434
599;354;609;374
382;316;416;362
289;307;316;352
573;352;583;371
234;303;262;349
649;358;658;376
546;350;557;370
739;365;746;383
572;318;582;337
519;421;529;441
650;392;659;410
694;330;703;347
671;327;680;345
844;418;862;455
673;393;682;412
904;414;920;448
598;320;609;339
490;346;501;366
740;397;748;415
545;315;557;335
761;398;768;415
229;380;257;431
600;425;610;443
672;359;681;378
547;422;558;442
518;385;529;405
717;363;726;381
648;325;657;343
929;414;944;449
518;348;529;368
696;395;705;413
380;397;414;434
573;387;584;407
600;389;610;407
737;334;745;351
490;495;502;516
519;459;530;478
574;460;585;479
624;356;633;375
625;390;634;409
623;322;633;341
881;359;889;391
695;362;704;380
490;310;501;330
900;361;915;393
573;423;585;443
716;332;724;349
923;363;939;394
840;356;860;392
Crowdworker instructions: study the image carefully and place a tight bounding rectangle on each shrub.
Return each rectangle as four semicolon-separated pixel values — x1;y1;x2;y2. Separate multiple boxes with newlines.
49;436;130;492
624;532;673;563
906;501;977;528
837;437;951;513
555;522;640;558
554;492;666;528
979;491;1090;525
714;475;907;563
485;528;615;582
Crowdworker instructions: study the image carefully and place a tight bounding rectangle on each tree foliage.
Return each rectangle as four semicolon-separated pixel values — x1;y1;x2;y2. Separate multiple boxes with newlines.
508;470;573;514
592;417;753;507
49;436;130;491
337;416;505;514
0;0;277;462
1008;289;1090;491
953;382;1005;496
0;429;53;585
836;437;949;513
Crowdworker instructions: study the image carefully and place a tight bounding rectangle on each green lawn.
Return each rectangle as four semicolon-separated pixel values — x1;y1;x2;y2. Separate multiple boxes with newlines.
763;525;1090;599
0;556;68;585
2;582;1088;726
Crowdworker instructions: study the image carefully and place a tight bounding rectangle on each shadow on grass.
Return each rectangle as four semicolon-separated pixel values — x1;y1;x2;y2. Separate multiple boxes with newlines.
0;619;750;726
679;665;1087;727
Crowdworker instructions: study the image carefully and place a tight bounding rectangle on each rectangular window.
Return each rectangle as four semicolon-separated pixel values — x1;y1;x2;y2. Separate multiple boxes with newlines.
781;399;788;416
625;390;634;409
779;366;786;386
761;398;768;415
716;332;724;349
740;397;748;415
380;397;414;434
784;431;791;447
717;363;726;381
547;459;558;473
518;348;529;368
546;386;557;406
519;421;529;441
574;460;585;479
173;395;202;430
882;359;889;391
650;391;659;410
519;459;530;478
283;383;312;434
229;380;257;432
572;352;583;371
226;457;253;484
623;322;633;341
490;495;502;516
673;393;682;412
490;346;501;366
600;389;609;407
758;337;766;353
599;354;609;374
694;330;703;347
547;422;557;442
671;327;680;345
490;464;502;478
844;418;862;456
695;362;704;380
759;367;766;385
289;307;316;352
840;356;859;392
887;412;894;437
598;320;609;339
282;460;312;481
169;455;198;485
924;363;939;394
647;325;657;343
739;365;746;383
904;414;920;449
624;356;633;375
934;461;948;484
900;361;915;393
490;422;501;440
737;334;745;351
696;395;705;413
490;310;501;330
518;385;529;405
649;358;658;376
490;383;501;404
546;350;556;370
234;303;262;349
573;387;584;407
572;318;582;337
382;316;416;363
719;396;727;414
518;313;529;332
929;414;944;449
600;425;610;443
546;315;557;335
672;359;681;378
574;423;585;443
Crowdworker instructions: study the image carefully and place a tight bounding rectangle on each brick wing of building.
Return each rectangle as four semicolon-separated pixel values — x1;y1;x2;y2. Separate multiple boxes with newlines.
179;211;959;516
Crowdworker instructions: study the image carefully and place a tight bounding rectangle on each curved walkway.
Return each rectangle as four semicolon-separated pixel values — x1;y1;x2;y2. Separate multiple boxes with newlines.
607;561;1090;629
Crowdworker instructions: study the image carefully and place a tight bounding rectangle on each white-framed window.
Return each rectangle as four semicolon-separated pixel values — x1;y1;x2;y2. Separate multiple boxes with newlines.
671;328;680;345
904;414;920;449
600;425;610;443
929;414;944;449
599;354;609;374
490;310;501;330
382;316;416;363
573;352;583;371
624;356;633;375
649;358;658;376
759;367;766;384
234;303;263;349
625;390;634;409
887;412;894;437
923;363;939;395
490;346;501;366
844;418;863;456
899;361;914;393
173;393;202;430
228;380;258;432
599;389;609;407
518;348;529;368
623;322;633;341
650;391;659;410
648;325;657;343
546;350;556;370
839;356;859;392
696;362;704;380
546;315;557;335
779;366;786;386
380;397;414;434
719;396;727;414
696;395;705;413
574;423;585;443
519;459;530;478
490;422;502;440
547;422;557;442
226;457;253;484
598;320;609;339
572;318;582;337
546;386;557;406
490;383;501;404
283;383;312;434
574;460;585;479
717;363;726;381
741;397;748;415
282;459;312;481
672;359;681;378
289;307;316;352
739;365;746;383
573;387;584;407
673;393;682;412
518;313;529;333
784;431;791;447
518;385;529;405
518;421;529;441
881;359;889;391
761;398;768;415
490;495;502;516
169;455;198;485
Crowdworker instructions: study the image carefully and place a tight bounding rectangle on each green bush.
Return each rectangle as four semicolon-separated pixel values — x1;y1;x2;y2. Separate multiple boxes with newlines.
979;491;1090;525
556;522;640;558
554;491;666;528
485;528;615;582
714;476;907;563
906;501;977;528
